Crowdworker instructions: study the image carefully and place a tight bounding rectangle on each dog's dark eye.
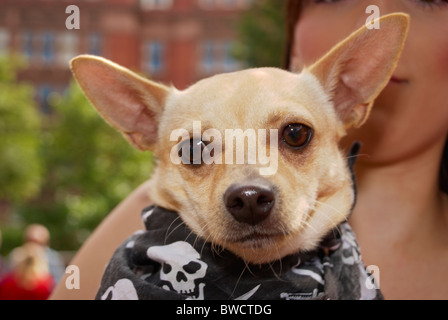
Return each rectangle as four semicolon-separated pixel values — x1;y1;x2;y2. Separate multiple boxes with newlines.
282;124;313;149
178;139;206;165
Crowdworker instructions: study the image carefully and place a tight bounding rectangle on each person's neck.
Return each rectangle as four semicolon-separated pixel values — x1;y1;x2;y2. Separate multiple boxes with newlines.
349;139;448;252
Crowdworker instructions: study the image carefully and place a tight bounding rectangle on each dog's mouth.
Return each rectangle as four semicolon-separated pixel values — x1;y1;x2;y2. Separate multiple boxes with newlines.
229;231;286;248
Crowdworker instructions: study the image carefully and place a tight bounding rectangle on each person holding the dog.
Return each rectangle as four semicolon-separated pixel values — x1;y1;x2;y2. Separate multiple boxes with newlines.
283;0;448;299
51;0;448;300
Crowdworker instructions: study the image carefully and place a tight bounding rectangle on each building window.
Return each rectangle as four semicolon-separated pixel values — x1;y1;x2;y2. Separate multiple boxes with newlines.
22;31;33;61
57;32;79;67
222;41;239;72
202;41;214;73
42;32;55;65
0;28;10;54
200;40;240;74
22;31;56;65
143;41;164;74
198;0;252;9
140;0;173;10
88;33;102;56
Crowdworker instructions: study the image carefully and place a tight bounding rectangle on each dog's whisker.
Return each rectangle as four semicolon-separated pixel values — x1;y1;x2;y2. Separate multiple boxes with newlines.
200;222;226;258
346;153;369;160
210;242;219;256
312;198;349;222
345;153;370;160
299;208;320;234
192;232;203;249
164;216;187;244
301;218;319;235
306;199;347;239
201;233;217;258
216;241;227;255
308;206;340;228
268;250;284;282
191;220;215;256
240;258;256;278
200;237;210;257
230;263;252;299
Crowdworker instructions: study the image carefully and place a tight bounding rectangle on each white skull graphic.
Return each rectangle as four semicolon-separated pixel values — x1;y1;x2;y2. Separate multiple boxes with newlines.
146;241;208;297
101;279;138;300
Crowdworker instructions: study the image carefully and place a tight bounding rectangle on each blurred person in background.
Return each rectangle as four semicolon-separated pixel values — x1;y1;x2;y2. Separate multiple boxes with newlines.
0;229;7;279
23;224;65;285
0;242;54;300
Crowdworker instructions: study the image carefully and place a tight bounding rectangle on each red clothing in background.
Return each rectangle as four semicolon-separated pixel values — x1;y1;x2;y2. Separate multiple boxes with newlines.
0;272;54;300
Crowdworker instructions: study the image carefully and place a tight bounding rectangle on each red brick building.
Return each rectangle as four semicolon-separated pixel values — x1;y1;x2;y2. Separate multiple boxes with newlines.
0;0;251;110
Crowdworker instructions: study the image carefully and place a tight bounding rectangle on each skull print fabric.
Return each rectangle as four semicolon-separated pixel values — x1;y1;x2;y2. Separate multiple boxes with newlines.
96;206;382;300
146;241;208;298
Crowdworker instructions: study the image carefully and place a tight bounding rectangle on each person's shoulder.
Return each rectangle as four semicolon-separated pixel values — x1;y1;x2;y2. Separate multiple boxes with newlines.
46;247;64;260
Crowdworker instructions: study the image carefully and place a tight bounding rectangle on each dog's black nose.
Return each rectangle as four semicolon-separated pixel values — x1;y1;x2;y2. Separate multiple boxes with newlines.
224;185;275;225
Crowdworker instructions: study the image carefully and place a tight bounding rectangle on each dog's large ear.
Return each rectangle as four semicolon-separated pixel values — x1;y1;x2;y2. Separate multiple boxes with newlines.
70;55;170;150
307;13;409;129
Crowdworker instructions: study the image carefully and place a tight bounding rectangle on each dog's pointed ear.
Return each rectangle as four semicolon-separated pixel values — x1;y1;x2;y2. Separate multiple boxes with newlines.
70;55;170;151
307;13;409;129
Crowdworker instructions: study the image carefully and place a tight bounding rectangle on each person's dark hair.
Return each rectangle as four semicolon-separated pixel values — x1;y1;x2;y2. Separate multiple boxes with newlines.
441;139;448;194
283;0;447;194
284;0;302;71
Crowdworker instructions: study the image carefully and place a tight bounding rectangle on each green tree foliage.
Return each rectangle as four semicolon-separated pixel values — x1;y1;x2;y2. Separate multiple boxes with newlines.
22;81;155;251
0;55;154;253
0;56;42;204
234;0;286;68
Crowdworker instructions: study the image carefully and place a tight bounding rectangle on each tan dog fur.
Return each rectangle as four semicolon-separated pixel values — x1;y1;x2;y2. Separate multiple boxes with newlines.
70;14;409;264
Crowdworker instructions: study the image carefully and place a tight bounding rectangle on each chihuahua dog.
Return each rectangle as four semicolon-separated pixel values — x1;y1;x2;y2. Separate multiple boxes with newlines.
71;14;409;299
